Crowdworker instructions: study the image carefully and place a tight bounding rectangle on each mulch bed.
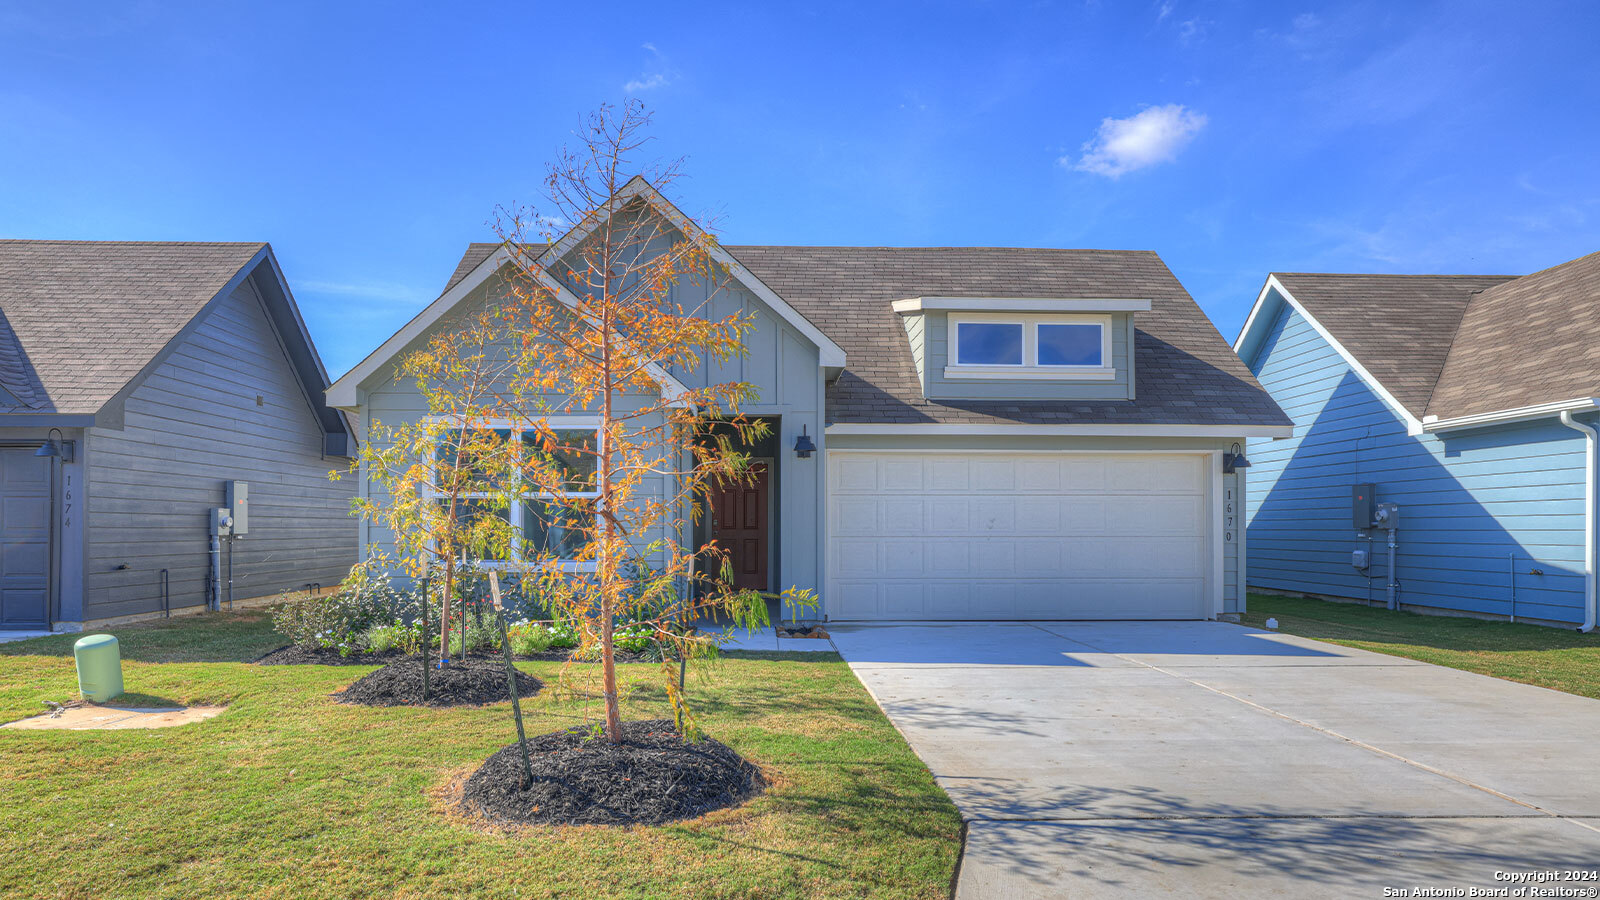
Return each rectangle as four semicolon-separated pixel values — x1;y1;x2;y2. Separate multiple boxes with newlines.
254;646;406;666
254;646;652;666
331;658;543;708
460;719;763;826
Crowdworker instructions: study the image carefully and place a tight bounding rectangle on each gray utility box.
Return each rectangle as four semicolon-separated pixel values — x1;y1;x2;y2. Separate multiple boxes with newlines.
225;481;249;535
210;507;234;537
1352;483;1376;529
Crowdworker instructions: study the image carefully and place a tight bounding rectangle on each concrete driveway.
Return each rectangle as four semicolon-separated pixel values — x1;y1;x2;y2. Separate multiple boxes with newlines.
828;621;1600;898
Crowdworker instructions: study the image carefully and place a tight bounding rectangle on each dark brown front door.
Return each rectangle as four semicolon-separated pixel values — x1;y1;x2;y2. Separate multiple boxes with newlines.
711;461;769;592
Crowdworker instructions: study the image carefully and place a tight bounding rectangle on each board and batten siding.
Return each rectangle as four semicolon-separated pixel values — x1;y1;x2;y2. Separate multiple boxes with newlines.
1244;301;1589;624
82;277;356;621
358;267;829;601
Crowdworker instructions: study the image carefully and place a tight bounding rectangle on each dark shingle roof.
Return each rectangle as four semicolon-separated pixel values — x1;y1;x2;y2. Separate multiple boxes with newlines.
446;242;1287;427
1426;251;1600;419
0;241;265;414
1269;273;1514;418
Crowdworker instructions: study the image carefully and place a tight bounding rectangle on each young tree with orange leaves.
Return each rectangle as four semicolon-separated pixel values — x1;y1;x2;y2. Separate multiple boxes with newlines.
354;101;810;743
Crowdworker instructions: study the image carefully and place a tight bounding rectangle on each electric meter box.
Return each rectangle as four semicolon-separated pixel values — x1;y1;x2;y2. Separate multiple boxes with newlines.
225;481;249;535
1352;483;1376;529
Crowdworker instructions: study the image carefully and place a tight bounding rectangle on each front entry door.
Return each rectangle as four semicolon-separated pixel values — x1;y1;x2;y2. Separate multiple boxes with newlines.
711;461;770;592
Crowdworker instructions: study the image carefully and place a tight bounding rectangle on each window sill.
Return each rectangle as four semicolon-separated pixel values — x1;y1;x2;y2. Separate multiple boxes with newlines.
943;366;1116;382
467;559;599;574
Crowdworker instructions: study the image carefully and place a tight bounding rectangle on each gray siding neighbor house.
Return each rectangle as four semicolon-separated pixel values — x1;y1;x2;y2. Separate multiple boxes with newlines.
0;241;358;630
329;178;1291;622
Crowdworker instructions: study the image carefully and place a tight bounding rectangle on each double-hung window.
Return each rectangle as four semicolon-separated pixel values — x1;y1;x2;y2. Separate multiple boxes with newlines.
429;417;600;571
947;313;1113;379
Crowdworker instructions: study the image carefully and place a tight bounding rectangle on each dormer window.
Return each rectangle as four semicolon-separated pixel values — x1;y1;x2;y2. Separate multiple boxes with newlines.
948;313;1113;379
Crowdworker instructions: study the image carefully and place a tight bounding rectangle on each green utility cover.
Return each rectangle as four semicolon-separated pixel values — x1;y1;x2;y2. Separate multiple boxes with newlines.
74;634;124;702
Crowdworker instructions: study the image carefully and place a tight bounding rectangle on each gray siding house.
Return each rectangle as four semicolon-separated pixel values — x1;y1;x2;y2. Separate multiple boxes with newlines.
0;241;358;630
329;178;1290;621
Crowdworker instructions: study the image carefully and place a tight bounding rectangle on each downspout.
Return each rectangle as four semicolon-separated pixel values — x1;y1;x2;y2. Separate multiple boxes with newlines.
1558;410;1597;632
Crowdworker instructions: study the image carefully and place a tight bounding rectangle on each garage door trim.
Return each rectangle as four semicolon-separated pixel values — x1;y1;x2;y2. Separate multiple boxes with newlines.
824;448;1223;621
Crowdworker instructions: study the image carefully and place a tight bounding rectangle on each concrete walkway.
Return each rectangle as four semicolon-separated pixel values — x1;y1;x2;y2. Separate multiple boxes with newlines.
829;621;1600;898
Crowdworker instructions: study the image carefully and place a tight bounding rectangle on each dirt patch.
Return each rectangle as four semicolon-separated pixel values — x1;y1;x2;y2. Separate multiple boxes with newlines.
331;658;542;707
459;719;764;826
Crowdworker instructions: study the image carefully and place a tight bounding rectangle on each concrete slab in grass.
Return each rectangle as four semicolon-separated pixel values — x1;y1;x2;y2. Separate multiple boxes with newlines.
1;705;226;730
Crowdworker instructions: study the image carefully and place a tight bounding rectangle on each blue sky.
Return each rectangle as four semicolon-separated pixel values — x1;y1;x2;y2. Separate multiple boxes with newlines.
3;1;1597;379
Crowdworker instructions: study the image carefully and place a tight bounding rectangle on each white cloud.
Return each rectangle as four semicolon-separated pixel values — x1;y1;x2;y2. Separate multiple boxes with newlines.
623;43;675;93
1069;104;1208;178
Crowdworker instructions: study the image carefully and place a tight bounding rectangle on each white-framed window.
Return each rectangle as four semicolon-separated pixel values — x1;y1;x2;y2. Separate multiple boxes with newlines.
947;313;1114;380
426;415;601;572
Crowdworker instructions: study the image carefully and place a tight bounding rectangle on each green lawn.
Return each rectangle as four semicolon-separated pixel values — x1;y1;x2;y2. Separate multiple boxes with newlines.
0;613;960;900
1243;593;1600;699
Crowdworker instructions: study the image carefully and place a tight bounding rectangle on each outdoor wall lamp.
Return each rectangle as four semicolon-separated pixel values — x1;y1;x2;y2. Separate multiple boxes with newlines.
793;425;816;459
1222;441;1250;474
34;427;75;463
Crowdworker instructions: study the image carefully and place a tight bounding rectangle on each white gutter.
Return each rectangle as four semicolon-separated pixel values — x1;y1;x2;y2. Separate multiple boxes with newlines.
1558;410;1598;633
1424;397;1600;433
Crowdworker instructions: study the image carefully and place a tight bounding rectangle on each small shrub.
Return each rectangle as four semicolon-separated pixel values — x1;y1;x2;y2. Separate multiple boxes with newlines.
506;623;554;656
365;619;424;655
547;619;579;650
615;623;655;654
271;576;388;656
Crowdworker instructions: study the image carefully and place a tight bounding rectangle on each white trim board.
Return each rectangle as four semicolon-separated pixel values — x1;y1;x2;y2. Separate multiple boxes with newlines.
1233;275;1427;436
892;297;1152;314
825;423;1294;438
1423;397;1600;433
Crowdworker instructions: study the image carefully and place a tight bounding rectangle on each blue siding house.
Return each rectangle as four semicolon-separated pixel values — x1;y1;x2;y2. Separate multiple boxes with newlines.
1235;252;1600;630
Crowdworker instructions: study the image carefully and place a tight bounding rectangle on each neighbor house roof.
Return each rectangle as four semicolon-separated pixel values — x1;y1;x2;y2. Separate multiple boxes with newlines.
1266;273;1514;418
1426;251;1600;420
0;241;354;445
444;242;1289;428
1241;251;1600;431
0;241;269;414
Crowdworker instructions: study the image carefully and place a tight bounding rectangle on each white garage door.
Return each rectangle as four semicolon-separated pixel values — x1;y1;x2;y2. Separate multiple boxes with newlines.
827;451;1213;621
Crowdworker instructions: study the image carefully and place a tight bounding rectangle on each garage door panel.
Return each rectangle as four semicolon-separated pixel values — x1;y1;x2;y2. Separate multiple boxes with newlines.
1107;497;1204;534
926;458;969;490
927;542;971;574
971;459;1016;491
833;498;881;536
925;499;969;533
969;498;1014;533
881;459;924;492
828;451;1212;621
881;499;921;533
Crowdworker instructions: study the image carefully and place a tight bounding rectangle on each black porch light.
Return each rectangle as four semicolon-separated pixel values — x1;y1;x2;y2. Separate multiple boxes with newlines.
1222;441;1250;474
35;427;74;463
793;425;816;459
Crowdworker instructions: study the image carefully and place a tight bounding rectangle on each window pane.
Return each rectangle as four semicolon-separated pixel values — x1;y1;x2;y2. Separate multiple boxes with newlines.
523;500;595;560
435;428;512;489
956;322;1024;365
523;428;599;492
1037;323;1103;366
438;499;511;560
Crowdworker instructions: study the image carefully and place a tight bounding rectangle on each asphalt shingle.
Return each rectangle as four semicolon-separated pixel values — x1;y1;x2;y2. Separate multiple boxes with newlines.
0;241;265;414
447;242;1288;428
